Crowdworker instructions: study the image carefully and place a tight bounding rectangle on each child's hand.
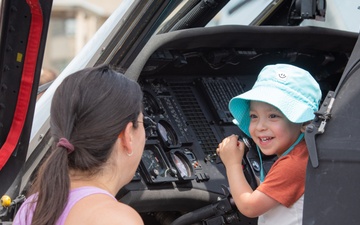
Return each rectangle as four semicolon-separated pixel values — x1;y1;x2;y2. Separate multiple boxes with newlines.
217;134;245;167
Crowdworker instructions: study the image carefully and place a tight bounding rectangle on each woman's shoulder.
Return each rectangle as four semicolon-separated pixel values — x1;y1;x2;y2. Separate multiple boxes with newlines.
66;191;143;225
98;200;144;225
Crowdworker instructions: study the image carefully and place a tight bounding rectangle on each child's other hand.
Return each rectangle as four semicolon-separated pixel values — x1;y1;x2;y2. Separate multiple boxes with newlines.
217;134;245;167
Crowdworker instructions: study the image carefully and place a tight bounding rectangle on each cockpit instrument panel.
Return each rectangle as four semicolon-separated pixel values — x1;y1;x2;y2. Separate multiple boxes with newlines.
136;76;256;187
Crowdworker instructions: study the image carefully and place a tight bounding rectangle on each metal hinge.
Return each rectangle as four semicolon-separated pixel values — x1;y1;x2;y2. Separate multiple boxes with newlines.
305;91;335;168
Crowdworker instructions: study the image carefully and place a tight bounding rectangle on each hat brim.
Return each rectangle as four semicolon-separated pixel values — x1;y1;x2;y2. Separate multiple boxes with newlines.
229;86;316;137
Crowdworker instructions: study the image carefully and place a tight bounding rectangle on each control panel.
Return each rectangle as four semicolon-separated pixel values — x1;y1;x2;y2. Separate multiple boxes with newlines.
132;75;259;188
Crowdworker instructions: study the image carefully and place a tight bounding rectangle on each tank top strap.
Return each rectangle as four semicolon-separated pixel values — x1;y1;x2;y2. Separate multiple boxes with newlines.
56;186;115;225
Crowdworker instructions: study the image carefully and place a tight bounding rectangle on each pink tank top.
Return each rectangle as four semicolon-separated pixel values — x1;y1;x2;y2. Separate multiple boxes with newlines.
13;186;115;225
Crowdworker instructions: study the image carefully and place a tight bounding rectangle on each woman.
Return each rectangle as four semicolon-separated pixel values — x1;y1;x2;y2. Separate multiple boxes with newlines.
14;65;145;225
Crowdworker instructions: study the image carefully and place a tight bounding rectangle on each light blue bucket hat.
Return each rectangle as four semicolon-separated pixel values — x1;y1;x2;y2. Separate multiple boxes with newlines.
229;64;322;137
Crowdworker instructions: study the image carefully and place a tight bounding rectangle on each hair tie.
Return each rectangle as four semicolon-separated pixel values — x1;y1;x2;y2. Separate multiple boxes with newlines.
57;138;75;154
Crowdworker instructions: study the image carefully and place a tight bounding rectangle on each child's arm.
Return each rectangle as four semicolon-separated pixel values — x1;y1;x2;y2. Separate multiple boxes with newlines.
218;135;279;218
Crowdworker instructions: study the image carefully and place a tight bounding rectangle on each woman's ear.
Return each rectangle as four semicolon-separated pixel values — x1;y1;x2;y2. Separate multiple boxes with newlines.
118;122;134;152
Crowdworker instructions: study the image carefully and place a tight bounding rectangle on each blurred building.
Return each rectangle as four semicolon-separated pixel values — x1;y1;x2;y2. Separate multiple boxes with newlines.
43;0;121;73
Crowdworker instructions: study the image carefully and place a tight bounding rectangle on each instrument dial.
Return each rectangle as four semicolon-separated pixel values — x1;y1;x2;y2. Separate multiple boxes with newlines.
170;151;193;179
172;154;190;177
142;148;167;178
157;120;179;147
143;91;161;116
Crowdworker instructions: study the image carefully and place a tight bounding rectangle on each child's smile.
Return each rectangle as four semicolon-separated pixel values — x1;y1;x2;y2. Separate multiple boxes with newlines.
249;101;303;156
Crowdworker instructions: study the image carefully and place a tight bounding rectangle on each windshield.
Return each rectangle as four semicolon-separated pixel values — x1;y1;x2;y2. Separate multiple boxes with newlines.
207;0;274;26
207;0;360;33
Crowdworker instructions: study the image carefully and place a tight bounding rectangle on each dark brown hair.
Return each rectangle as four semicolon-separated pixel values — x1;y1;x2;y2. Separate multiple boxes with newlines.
29;64;143;225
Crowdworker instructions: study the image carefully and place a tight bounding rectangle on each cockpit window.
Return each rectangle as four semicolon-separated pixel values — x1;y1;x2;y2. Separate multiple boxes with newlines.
207;0;360;33
207;0;273;26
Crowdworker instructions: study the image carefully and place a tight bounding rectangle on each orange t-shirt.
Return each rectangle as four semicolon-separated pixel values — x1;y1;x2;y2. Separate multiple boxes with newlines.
256;141;308;207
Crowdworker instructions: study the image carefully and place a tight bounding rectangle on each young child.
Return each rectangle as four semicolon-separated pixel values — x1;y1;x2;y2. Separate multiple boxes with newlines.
216;64;321;225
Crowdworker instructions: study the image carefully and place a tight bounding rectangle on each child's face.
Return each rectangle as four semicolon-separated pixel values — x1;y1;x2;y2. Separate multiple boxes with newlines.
248;101;303;157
